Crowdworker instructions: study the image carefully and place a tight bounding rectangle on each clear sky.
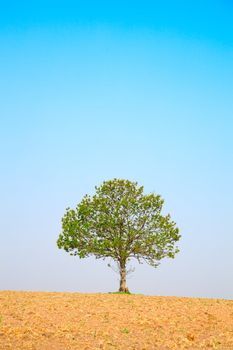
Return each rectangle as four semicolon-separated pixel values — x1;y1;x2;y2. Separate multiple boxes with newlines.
0;0;233;299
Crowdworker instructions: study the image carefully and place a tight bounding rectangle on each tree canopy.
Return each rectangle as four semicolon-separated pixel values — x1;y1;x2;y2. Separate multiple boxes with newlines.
57;179;181;292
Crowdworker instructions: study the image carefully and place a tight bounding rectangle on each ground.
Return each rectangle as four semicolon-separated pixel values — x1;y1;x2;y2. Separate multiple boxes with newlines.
0;291;233;349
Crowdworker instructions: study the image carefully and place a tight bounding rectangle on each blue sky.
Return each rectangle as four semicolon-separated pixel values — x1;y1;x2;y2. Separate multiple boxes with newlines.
0;1;233;298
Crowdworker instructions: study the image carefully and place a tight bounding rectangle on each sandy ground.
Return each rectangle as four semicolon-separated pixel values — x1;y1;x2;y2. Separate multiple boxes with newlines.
0;291;233;349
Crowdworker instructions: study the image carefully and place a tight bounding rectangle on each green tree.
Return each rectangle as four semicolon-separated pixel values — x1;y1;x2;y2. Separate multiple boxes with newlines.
57;179;180;293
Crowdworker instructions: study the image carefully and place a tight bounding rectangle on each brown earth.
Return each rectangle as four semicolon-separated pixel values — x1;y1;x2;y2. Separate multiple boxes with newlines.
0;291;233;350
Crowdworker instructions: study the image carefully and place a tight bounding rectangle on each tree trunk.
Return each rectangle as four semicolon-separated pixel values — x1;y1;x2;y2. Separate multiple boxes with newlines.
119;264;129;293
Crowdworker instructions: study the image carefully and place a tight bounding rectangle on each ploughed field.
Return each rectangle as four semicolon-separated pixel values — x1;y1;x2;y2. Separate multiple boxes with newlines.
0;291;233;349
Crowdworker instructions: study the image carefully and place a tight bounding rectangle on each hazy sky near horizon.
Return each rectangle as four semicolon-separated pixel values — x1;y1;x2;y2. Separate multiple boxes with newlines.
0;0;233;299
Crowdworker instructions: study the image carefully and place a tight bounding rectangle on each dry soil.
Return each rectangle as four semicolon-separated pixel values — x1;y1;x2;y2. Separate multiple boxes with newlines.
0;291;233;349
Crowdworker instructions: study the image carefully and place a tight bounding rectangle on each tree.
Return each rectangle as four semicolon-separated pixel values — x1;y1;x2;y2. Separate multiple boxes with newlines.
57;179;181;293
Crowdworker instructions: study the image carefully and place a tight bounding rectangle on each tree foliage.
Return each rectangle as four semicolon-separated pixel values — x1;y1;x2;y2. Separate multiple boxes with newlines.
57;179;181;292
